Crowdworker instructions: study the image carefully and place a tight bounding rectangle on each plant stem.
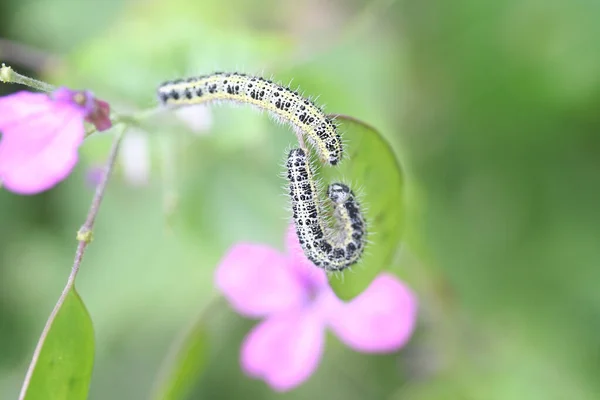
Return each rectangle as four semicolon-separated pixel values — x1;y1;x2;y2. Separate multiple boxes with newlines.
85;107;163;138
71;126;126;280
0;63;55;92
18;126;126;400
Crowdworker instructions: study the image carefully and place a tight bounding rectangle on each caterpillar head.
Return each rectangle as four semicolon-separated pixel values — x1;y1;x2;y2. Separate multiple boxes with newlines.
328;183;352;204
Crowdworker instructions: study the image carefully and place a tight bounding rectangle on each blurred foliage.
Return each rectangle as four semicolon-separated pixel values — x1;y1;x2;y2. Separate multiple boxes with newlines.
150;302;210;400
1;0;599;399
397;0;600;399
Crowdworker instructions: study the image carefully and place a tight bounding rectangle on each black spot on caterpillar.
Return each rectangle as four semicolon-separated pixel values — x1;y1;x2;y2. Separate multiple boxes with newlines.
287;148;366;271
157;72;343;166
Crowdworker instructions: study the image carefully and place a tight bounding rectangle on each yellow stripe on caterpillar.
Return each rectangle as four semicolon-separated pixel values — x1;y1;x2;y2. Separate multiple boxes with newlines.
158;72;343;166
287;148;366;271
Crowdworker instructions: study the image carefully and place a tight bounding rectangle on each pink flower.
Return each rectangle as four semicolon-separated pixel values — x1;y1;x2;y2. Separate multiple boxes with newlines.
0;87;111;195
215;225;418;392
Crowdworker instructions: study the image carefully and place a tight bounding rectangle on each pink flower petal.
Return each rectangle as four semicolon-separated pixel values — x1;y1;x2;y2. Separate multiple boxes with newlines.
241;309;325;392
215;243;308;318
0;88;110;194
0;91;59;128
327;273;418;353
285;224;328;289
0;105;84;194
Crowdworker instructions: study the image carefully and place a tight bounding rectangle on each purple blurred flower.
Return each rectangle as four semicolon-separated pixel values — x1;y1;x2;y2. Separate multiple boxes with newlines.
215;225;418;392
0;87;111;195
85;164;105;189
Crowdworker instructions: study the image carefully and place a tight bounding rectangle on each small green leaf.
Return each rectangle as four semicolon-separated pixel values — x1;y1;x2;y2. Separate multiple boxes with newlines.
151;315;210;400
320;115;405;300
20;288;95;400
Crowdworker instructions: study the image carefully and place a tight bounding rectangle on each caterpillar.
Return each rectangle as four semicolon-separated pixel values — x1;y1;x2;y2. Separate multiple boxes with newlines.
157;72;343;166
287;148;366;271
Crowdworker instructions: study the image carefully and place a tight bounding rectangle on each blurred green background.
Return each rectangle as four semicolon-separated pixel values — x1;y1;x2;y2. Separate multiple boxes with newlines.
1;0;599;399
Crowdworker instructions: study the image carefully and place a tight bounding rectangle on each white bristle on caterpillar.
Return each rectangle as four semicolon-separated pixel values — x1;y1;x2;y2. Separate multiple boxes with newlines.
157;72;343;166
286;148;366;271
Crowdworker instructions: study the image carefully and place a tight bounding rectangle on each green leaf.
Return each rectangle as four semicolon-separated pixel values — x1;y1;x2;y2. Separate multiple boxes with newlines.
319;115;405;300
20;288;95;400
151;315;210;400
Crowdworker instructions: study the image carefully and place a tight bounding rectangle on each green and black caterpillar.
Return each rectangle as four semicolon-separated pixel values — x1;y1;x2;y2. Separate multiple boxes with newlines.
158;72;342;166
158;73;367;271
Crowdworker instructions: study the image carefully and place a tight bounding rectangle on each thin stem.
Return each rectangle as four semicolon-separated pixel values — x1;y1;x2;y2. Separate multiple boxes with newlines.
0;63;55;92
159;135;179;230
85;106;164;138
72;126;126;280
18;127;126;400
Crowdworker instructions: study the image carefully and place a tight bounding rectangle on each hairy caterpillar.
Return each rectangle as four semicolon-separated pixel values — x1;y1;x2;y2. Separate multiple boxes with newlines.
157;72;343;165
287;148;366;271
